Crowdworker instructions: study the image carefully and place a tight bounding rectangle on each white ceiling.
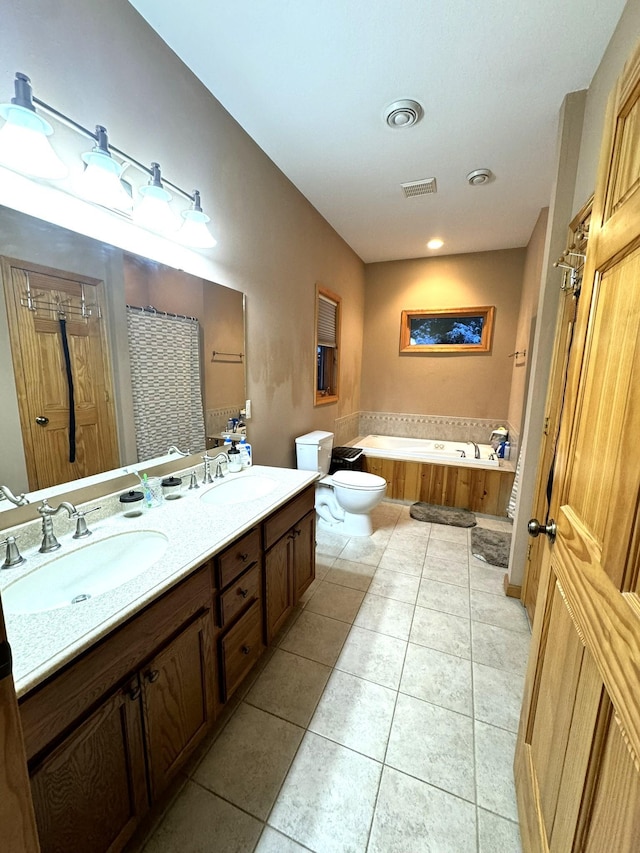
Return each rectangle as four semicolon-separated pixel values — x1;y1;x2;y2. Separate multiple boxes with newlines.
129;0;626;263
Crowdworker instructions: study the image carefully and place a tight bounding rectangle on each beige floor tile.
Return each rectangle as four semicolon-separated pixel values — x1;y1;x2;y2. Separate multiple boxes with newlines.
368;567;420;604
309;669;396;760
304;580;365;623
475;720;519;821
315;529;349;557
193;703;303;820
143;781;262;853
427;537;470;563
478;807;523;853
368;766;477;853
387;532;429;557
378;545;425;576
471;589;530;633
354;592;414;640
255;827;310;852
386;693;475;801
393;518;432;539
469;559;507;594
245;648;331;726
269;731;382;853
400;642;473;716
471;621;530;675
325;558;376;591
417;577;470;618
473;662;525;733
279;610;350;666
410;605;471;659
338;537;386;566
429;522;471;544
422;555;470;587
336;624;407;689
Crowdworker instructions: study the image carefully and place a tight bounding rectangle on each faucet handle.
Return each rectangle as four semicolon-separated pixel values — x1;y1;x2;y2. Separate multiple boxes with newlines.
72;506;101;539
0;536;26;568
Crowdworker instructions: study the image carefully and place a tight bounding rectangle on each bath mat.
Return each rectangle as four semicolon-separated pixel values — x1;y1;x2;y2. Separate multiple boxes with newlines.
410;503;476;528
471;527;511;568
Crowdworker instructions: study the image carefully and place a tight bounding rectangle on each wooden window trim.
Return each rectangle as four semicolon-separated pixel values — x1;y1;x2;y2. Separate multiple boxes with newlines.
315;284;341;406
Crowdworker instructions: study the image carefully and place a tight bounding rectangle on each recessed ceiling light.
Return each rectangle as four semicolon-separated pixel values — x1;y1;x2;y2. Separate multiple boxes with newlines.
384;99;424;129
427;238;444;250
466;168;493;186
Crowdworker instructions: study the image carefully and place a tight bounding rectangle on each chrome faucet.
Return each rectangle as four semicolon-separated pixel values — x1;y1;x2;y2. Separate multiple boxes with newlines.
37;499;77;553
0;536;26;568
168;445;191;457
201;454;214;484
456;448;466;458
0;485;30;506
467;441;481;459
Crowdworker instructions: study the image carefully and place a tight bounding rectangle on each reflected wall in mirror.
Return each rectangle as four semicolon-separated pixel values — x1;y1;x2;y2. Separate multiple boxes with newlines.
0;205;245;501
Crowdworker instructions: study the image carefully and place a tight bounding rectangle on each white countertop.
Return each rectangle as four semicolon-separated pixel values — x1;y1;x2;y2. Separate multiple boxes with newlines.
0;465;317;697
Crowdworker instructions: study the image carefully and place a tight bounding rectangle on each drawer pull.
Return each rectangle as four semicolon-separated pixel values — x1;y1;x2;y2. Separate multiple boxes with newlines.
128;684;141;701
241;645;251;655
238;587;249;599
239;552;249;562
145;669;160;683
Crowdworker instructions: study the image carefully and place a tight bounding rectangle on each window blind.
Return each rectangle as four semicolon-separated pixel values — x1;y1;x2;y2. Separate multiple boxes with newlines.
317;294;338;347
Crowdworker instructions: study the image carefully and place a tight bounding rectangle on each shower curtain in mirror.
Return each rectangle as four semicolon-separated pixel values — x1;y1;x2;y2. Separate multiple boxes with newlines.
126;307;205;461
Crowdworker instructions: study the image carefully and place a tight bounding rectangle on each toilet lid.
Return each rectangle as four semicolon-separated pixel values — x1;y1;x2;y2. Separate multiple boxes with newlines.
331;470;387;490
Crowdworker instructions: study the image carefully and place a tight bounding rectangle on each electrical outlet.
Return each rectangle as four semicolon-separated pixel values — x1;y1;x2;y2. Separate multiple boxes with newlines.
245;399;251;419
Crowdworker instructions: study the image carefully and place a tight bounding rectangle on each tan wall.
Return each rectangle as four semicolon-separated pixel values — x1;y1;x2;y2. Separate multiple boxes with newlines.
361;249;525;419
507;208;549;435
0;0;365;475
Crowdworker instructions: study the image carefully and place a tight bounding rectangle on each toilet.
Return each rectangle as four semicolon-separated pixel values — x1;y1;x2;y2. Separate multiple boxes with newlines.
295;431;387;536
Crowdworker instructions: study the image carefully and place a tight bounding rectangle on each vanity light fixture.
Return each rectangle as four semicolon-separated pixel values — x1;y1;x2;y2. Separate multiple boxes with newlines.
0;72;217;250
0;73;67;179
427;238;444;250
78;126;133;210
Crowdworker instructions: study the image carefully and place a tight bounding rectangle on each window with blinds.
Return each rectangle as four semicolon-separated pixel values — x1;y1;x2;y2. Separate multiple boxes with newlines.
315;286;341;404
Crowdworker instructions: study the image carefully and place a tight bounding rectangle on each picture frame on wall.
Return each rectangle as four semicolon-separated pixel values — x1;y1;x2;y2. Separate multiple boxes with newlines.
399;306;495;353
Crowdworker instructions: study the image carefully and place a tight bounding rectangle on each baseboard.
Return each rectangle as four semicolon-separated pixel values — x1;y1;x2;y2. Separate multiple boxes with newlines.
503;572;522;599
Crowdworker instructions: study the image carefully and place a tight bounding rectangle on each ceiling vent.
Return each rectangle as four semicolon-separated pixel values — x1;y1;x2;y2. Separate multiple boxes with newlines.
401;177;437;198
467;168;493;186
384;99;424;129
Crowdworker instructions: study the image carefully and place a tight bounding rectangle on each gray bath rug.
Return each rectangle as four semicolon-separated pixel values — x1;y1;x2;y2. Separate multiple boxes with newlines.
471;527;511;568
410;503;477;528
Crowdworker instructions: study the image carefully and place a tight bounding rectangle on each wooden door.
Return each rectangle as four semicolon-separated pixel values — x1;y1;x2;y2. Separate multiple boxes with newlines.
292;510;316;601
522;203;590;621
515;43;640;851
29;681;147;853
0;600;40;853
1;258;120;491
142;610;215;801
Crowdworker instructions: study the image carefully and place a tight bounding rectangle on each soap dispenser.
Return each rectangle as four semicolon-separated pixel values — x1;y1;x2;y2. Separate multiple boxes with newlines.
227;443;242;473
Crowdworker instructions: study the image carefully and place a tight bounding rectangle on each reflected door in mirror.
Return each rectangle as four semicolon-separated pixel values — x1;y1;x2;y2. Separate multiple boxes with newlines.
2;258;119;490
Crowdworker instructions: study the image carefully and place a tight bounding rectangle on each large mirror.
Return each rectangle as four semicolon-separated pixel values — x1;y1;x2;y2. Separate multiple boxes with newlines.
0;205;245;511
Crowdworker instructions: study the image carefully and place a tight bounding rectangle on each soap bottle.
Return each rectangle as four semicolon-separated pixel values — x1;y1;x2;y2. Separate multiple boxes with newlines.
227;443;242;472
239;436;252;468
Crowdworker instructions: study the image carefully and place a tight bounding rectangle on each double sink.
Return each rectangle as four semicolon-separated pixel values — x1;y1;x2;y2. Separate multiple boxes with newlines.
2;472;280;616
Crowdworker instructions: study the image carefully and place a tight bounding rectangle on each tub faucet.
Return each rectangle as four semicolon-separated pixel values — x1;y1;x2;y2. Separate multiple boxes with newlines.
456;449;466;458
467;441;481;459
37;499;77;553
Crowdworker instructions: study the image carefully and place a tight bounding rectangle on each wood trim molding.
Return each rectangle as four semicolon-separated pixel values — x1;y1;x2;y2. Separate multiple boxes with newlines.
503;573;522;599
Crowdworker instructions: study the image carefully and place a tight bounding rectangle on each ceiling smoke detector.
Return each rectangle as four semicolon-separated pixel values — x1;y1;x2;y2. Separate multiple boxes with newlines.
466;168;493;186
384;99;424;129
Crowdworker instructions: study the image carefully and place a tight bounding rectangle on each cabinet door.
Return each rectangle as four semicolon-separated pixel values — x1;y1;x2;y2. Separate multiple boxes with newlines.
30;681;147;853
292;510;316;602
142;610;215;801
264;533;295;643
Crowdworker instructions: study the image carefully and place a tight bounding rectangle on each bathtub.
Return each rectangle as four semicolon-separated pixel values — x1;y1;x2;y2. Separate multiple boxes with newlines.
354;434;500;468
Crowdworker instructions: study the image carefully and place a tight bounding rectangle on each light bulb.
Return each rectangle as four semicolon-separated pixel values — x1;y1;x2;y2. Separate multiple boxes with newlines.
0;103;67;179
79;148;132;210
179;193;216;248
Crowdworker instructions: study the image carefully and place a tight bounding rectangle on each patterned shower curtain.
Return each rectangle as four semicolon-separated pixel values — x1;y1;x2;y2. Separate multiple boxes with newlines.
126;307;205;461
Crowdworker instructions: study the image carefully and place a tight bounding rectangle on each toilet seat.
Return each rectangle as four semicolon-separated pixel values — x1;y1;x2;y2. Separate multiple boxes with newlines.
331;470;386;490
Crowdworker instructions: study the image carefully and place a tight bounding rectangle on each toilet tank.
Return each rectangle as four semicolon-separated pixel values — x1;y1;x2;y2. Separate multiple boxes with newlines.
295;431;334;475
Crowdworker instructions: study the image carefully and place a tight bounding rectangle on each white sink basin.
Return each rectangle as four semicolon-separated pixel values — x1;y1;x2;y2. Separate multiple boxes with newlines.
200;474;279;506
2;530;169;615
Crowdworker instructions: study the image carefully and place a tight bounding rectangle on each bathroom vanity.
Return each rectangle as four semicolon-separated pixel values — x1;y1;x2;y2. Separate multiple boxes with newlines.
1;466;317;853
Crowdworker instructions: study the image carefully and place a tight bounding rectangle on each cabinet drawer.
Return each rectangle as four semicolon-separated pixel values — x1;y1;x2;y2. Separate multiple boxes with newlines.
216;527;261;589
263;486;315;550
219;563;261;628
219;599;264;702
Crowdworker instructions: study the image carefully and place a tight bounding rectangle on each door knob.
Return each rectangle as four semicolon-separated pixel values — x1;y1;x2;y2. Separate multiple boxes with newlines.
528;518;557;543
35;416;49;426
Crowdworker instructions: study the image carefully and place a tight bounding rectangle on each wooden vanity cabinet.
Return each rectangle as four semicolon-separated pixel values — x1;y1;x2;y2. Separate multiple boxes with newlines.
214;527;265;703
21;565;216;853
263;487;315;642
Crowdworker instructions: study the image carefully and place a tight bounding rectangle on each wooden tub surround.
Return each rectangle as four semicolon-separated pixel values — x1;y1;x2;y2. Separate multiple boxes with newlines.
362;455;515;516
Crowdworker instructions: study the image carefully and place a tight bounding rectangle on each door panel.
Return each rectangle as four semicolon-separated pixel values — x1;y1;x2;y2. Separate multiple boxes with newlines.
516;40;640;851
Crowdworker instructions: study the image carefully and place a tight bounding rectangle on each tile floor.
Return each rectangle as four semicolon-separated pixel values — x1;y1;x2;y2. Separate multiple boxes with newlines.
142;501;530;853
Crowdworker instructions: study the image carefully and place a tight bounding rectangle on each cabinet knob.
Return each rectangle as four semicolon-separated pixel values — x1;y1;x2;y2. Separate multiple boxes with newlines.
239;552;249;562
145;669;160;683
238;587;249;599
241;645;251;655
128;684;141;701
293;527;301;537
